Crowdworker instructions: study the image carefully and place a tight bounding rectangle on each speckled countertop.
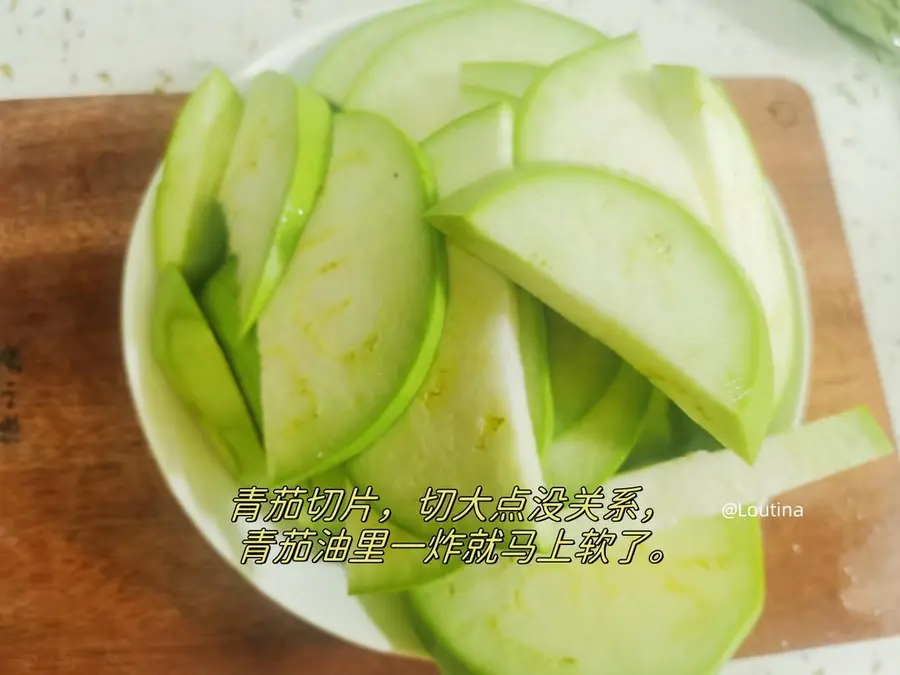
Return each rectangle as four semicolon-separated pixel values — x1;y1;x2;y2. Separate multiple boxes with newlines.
1;0;899;672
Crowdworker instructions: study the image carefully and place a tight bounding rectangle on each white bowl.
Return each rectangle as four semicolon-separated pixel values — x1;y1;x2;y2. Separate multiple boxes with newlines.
120;3;813;662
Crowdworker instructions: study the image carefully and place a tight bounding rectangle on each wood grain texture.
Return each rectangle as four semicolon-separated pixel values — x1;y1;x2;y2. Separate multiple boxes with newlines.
723;78;900;659
0;79;895;674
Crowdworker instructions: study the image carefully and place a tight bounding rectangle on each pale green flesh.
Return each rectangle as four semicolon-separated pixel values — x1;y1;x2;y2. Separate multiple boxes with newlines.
344;515;462;596
258;111;446;483
427;166;774;461
307;471;463;596
309;0;481;104
546;309;621;437
153;69;241;288
621;191;805;471
218;71;299;332
423;100;552;453
151;265;264;481
347;244;544;537
410;515;765;675
199;258;262;430
425;102;552;451
516;288;554;454
426;96;553;453
608;407;893;533
240;84;333;336
655;65;795;411
460;60;543;98
516;34;710;225
542;362;653;494
345;3;605;140
421;102;516;199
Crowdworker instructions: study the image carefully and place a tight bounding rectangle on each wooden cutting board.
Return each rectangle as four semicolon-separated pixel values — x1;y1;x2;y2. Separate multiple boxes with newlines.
0;79;897;674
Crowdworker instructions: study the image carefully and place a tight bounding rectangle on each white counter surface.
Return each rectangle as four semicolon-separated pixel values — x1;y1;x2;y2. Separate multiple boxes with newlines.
2;0;899;672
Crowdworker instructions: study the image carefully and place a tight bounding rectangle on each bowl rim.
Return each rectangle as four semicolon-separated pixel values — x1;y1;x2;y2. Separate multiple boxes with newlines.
120;0;815;658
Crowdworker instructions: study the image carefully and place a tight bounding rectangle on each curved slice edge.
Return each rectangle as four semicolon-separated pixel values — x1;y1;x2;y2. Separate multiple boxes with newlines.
516;287;554;454
426;164;774;461
310;0;482;104
408;514;765;675
543;362;653;494
153;68;242;289
240;84;334;336
344;2;605;140
260;112;448;484
151;264;265;482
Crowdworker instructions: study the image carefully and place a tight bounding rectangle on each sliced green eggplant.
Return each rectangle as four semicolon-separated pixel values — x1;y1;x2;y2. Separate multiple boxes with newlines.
516;34;709;223
310;0;481;104
199;258;262;429
345;3;604;140
153;69;242;288
151;265;264;480
258;111;446;483
410;515;765;675
218;73;332;335
426;165;775;462
655;65;796;412
546;310;621;438
542;362;653;494
347;244;544;536
460;60;543;99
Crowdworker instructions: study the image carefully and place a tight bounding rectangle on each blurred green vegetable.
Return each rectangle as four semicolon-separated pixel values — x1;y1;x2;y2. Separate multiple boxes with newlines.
803;0;900;62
